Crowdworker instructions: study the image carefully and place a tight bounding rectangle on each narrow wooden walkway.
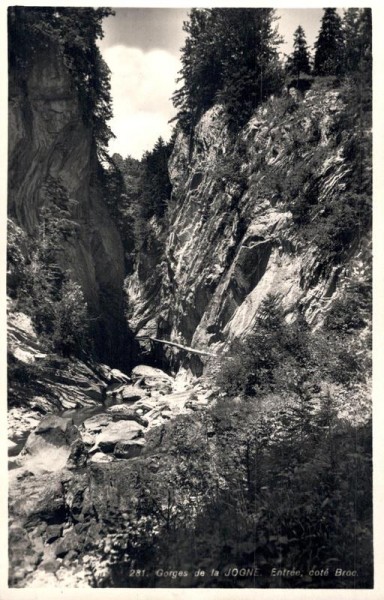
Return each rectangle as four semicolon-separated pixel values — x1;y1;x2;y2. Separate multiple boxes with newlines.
136;336;217;358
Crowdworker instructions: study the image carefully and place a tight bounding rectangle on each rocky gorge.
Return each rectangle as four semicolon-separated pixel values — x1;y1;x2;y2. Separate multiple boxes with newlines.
7;7;372;590
9;322;209;587
127;84;371;374
8;30;135;368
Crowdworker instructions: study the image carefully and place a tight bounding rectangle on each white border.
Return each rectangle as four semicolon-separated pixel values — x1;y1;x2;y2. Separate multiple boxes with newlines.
1;2;383;599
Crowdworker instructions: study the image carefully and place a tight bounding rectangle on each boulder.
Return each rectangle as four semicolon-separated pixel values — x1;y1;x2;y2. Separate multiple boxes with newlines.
81;432;95;447
54;530;80;559
8;526;43;586
79;414;114;449
89;452;113;464
133;399;158;413
66;439;88;470
105;382;126;397
185;398;210;411
161;410;173;420
82;413;112;434
10;474;67;528
107;404;136;416
131;365;172;382
130;365;173;394
94;421;145;454
121;385;147;402
114;439;146;459
46;524;63;544
110;368;131;384
104;381;148;405
144;406;166;422
111;413;148;427
62;549;80;568
106;404;148;427
40;558;60;573
33;415;79;445
19;415;81;473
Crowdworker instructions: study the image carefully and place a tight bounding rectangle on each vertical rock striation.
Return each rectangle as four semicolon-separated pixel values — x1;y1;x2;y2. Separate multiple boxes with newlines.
126;83;371;372
8;46;134;367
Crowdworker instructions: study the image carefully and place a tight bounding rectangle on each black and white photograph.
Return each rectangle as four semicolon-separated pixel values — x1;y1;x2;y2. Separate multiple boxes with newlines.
4;1;379;594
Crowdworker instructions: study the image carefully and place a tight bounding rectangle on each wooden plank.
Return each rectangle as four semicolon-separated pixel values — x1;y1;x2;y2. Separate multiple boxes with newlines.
136;336;217;358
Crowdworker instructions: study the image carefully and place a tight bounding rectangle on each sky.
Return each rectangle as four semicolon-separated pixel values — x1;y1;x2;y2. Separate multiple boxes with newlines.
98;8;330;160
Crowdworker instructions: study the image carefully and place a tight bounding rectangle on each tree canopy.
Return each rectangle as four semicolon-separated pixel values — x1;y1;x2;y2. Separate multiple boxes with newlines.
172;8;283;133
343;8;372;80
313;8;371;80
8;6;115;153
314;9;344;76
100;137;173;260
286;25;311;79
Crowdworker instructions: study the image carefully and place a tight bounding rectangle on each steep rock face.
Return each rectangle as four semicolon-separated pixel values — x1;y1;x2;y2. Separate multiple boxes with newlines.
8;46;131;366
126;83;370;372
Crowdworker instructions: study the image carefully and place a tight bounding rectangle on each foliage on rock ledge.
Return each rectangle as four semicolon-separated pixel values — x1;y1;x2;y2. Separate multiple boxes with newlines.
84;402;371;588
101;137;174;260
243;72;371;266
8;6;114;153
173;8;283;133
7;178;92;360
81;293;371;588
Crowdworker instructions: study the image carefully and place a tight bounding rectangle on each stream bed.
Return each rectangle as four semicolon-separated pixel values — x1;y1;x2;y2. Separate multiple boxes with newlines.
8;403;107;469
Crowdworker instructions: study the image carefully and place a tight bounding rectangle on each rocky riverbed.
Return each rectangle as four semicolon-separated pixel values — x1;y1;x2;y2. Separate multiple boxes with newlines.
8;356;212;587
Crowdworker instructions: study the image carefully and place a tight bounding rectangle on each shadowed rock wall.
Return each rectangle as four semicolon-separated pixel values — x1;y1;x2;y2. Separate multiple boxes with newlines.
8;46;136;368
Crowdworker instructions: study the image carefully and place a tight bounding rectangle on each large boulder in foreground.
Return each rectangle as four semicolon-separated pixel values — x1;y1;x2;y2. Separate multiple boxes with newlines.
17;415;80;474
33;415;79;443
22;415;79;454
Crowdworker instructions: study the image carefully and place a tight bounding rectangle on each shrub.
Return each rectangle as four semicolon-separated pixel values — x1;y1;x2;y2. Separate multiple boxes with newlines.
325;280;371;333
7;188;92;359
52;277;91;357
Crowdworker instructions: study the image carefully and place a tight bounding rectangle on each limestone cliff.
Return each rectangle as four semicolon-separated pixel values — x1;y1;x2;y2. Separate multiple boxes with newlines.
126;80;371;373
8;45;134;367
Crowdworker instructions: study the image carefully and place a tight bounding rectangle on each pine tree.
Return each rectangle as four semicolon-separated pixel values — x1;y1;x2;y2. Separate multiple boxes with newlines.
314;8;344;76
172;9;220;134
343;8;361;73
215;8;283;129
139;137;173;220
355;9;372;81
8;7;115;153
342;8;371;80
146;137;173;218
172;8;283;133
286;25;311;79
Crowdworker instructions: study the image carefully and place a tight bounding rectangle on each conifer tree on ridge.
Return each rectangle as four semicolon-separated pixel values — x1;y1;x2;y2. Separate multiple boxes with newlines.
314;8;344;76
286;25;311;80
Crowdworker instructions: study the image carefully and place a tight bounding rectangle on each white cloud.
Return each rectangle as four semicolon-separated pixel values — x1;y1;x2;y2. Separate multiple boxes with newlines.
102;45;180;159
